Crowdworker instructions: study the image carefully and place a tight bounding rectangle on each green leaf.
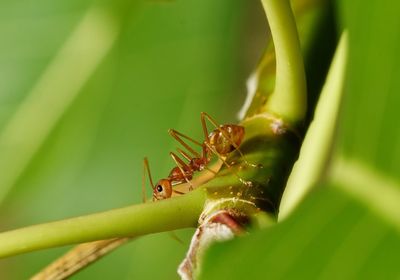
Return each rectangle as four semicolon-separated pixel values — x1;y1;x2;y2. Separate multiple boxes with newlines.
336;0;400;179
200;187;400;280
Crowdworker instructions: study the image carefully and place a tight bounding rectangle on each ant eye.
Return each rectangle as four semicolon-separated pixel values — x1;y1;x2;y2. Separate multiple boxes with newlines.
156;185;163;192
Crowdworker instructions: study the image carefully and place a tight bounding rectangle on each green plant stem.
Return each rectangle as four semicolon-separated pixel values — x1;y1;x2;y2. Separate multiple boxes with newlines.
203;114;301;215
261;0;307;125
0;189;206;258
0;111;301;259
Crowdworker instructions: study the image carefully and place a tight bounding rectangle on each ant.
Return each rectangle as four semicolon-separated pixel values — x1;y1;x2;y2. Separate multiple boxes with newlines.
145;112;252;201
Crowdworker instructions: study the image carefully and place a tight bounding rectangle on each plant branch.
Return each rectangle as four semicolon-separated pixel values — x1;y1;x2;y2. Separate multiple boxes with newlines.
0;189;206;258
261;0;307;125
0;109;301;260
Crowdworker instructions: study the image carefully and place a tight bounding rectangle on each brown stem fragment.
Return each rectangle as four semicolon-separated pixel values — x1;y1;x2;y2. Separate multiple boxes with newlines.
178;210;246;280
31;238;130;280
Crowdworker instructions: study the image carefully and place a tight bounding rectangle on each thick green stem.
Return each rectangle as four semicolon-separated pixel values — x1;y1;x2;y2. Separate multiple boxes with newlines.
203;114;301;215
261;0;307;125
0;189;206;258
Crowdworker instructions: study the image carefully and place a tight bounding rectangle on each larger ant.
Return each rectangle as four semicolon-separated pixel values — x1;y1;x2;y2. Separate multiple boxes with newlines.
145;112;251;201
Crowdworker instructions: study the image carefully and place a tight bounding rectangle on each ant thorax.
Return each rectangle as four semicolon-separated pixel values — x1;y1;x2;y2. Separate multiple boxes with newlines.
189;157;207;171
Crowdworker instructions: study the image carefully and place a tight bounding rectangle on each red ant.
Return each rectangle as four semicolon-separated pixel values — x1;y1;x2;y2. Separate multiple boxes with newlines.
144;112;251;201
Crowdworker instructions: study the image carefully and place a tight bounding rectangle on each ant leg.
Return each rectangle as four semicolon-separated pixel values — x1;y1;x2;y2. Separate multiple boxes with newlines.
168;129;202;158
200;112;220;131
204;142;253;187
176;148;192;162
172;189;186;195
200;112;213;142
201;112;259;168
176;147;216;175
169;152;195;190
143;157;156;203
203;164;218;175
177;146;218;180
176;148;217;175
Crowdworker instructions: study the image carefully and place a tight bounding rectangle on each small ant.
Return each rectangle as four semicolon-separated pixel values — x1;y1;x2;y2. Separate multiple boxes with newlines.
144;112;251;201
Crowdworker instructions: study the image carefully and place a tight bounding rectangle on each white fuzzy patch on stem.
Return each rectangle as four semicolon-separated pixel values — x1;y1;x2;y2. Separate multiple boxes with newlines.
237;72;259;120
177;211;236;280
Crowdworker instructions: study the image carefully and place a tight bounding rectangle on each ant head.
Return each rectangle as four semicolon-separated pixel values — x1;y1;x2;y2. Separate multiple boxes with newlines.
153;179;172;201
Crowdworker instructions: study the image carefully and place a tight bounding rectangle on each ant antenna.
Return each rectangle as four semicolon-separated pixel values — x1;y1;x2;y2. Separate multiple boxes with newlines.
142;157;156;202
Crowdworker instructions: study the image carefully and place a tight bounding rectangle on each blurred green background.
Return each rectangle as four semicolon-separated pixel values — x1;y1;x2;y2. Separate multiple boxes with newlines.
0;0;267;278
2;0;400;279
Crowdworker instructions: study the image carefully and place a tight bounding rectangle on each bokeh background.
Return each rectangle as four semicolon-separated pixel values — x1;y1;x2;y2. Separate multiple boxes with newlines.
1;0;400;279
0;0;267;279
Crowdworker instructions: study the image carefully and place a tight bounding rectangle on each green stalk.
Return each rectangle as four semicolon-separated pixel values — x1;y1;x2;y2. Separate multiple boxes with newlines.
202;0;306;215
0;189;206;258
260;0;307;125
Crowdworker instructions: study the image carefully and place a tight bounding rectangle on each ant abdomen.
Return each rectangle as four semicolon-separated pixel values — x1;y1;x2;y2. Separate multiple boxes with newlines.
208;125;245;155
